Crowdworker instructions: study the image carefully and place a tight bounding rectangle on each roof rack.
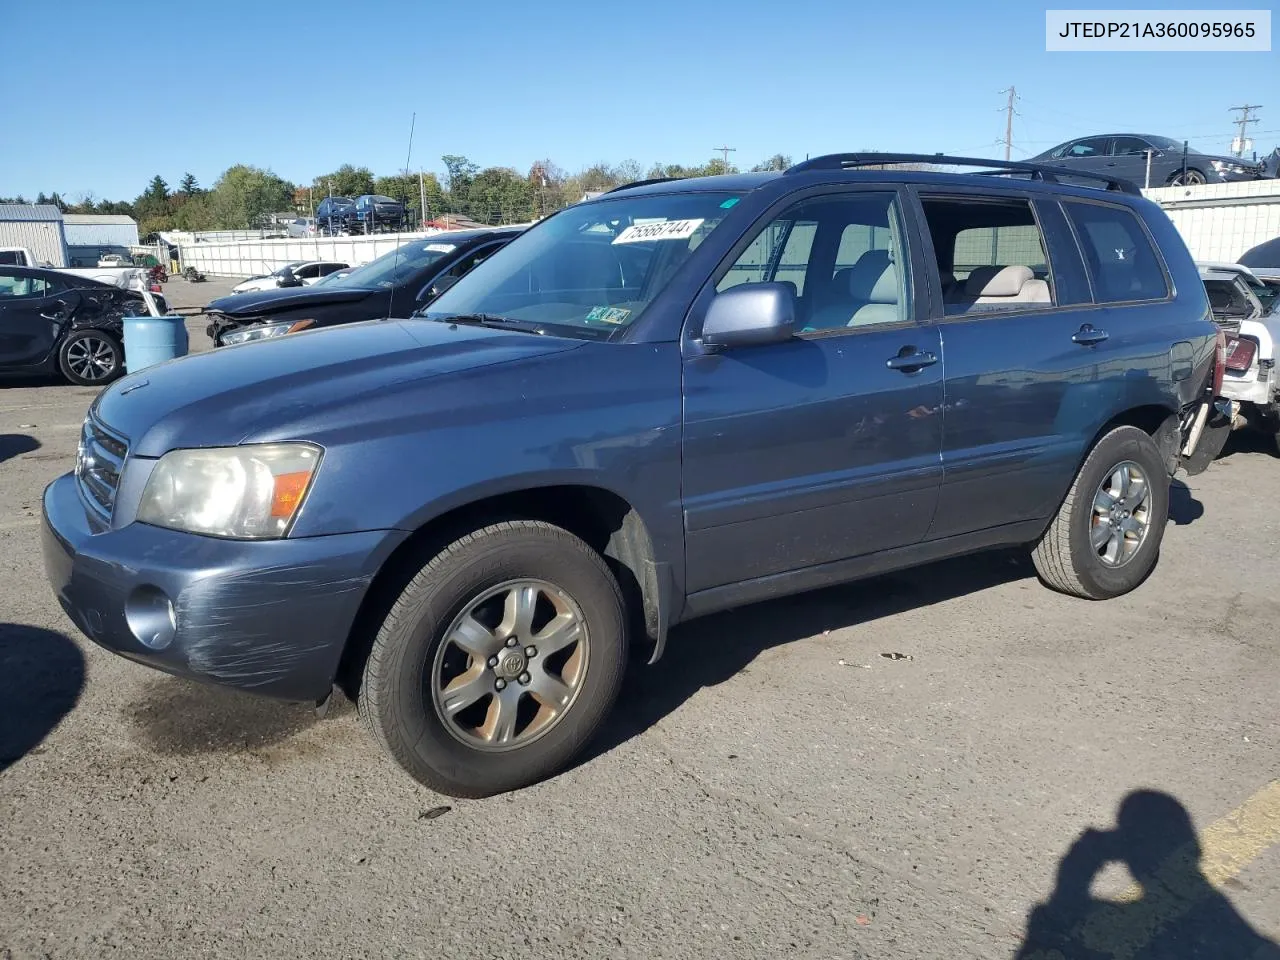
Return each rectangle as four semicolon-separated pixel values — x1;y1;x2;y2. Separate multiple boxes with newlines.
602;176;685;195
785;153;1142;195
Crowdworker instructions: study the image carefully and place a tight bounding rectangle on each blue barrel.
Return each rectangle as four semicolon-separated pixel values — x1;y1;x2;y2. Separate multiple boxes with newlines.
122;314;190;374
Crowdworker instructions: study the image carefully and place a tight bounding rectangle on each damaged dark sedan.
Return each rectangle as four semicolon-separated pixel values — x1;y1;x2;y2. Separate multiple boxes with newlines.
204;228;522;347
0;266;166;385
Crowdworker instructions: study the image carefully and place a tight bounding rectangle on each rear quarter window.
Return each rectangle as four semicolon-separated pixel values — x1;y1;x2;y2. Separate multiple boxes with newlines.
1063;202;1169;304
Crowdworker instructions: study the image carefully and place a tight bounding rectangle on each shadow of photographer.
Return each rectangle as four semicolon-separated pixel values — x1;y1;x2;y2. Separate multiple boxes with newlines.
1017;790;1280;959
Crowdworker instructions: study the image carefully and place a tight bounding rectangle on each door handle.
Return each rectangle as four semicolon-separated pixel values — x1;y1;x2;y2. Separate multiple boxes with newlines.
1072;325;1109;346
886;349;939;372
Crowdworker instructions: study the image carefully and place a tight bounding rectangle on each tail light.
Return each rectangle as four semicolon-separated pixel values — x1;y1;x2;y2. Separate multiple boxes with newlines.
1213;329;1226;396
1224;335;1257;373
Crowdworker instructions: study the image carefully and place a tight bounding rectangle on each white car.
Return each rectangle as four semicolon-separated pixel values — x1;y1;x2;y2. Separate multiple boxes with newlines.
231;260;350;294
1200;262;1280;452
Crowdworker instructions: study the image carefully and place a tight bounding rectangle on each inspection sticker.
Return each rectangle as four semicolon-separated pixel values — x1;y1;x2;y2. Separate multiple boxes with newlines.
425;243;457;253
612;218;704;245
585;305;631;324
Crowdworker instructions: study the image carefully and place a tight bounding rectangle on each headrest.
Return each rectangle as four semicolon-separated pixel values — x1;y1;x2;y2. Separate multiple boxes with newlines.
846;249;897;303
965;264;1033;297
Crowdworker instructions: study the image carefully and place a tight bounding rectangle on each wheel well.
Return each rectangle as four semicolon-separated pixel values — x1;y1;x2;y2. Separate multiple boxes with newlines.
1094;404;1181;474
336;485;658;700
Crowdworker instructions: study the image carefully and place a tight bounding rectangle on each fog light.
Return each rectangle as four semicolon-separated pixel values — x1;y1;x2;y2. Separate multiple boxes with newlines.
126;586;176;650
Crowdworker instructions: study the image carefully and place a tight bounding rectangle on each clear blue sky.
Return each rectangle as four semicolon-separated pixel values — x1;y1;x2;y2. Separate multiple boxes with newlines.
3;0;1276;200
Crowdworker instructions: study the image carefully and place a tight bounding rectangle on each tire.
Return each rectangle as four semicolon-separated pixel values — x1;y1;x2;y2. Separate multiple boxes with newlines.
359;520;628;797
58;330;123;386
1031;426;1170;600
1168;168;1207;186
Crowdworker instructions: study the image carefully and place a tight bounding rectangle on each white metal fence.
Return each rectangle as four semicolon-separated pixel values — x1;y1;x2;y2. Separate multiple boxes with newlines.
176;230;446;277
1143;179;1280;261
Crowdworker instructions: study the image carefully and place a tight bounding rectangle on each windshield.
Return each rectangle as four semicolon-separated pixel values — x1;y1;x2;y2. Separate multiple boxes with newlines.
1146;135;1188;152
422;191;739;339
272;261;305;276
374;195;397;203
329;240;454;290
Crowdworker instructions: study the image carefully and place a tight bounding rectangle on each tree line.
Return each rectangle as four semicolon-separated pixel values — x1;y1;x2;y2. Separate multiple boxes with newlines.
1;153;795;235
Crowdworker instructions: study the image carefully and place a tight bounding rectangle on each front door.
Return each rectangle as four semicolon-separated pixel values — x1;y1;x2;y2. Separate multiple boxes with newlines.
0;271;66;367
681;190;944;594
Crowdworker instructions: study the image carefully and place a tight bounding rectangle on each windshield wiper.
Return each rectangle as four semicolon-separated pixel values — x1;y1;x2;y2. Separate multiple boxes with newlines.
433;313;547;335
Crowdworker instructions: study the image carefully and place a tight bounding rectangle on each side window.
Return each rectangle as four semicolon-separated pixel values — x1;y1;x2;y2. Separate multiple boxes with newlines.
0;251;22;266
0;273;46;298
1063;202;1169;304
1110;137;1151;157
1067;137;1109;158
718;192;911;331
920;197;1055;314
295;264;321;279
318;263;343;276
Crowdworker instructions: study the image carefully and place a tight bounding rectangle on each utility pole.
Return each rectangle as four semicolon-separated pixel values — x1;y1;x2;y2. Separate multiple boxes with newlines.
713;145;736;167
419;170;427;229
999;86;1017;161
1229;104;1262;157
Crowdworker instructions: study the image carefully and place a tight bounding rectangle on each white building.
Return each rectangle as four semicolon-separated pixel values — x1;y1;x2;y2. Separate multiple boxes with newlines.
0;204;68;267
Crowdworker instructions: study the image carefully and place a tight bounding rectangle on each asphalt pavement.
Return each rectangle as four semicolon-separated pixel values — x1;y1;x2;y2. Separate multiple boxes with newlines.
1;277;1277;959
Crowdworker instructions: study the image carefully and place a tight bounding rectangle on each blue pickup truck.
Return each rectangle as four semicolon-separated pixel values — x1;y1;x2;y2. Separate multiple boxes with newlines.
43;155;1228;797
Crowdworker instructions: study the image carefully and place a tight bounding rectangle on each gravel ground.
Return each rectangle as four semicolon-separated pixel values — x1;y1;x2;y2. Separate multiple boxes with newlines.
1;278;1277;958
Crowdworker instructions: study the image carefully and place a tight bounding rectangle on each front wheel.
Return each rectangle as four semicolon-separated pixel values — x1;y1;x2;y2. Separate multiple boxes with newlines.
1169;168;1207;186
1031;426;1170;599
359;520;628;797
58;330;123;386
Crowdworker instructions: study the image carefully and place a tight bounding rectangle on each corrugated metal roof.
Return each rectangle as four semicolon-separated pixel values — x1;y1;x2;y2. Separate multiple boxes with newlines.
63;213;137;226
0;204;63;221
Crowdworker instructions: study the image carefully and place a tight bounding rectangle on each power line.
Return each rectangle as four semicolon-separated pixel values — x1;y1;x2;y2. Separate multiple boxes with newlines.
713;145;737;166
1229;104;1263;156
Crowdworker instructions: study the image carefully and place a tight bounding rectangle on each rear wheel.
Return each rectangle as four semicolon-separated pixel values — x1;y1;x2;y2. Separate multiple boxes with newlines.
58;330;123;386
359;520;628;797
1032;426;1169;599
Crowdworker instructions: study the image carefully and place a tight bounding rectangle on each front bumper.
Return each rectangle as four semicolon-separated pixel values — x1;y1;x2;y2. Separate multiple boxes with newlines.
42;472;405;701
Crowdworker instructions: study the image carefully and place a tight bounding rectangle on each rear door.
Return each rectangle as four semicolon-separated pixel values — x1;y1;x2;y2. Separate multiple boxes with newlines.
1107;136;1156;187
0;271;67;366
681;188;945;593
914;188;1135;539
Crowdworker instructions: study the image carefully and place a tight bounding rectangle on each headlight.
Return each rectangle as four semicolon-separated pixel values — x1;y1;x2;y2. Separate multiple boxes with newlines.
219;319;315;346
137;443;322;539
1210;160;1250;175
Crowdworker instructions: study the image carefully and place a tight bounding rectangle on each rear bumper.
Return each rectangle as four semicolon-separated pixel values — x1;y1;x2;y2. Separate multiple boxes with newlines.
42;472;405;701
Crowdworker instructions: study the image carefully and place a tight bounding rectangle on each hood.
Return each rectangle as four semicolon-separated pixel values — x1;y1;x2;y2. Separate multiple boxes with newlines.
206;285;377;316
94;319;586;457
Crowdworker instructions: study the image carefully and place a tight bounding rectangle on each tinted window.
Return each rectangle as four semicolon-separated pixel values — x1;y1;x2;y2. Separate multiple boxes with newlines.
1054;137;1108;159
0;272;47;298
1110;137;1153;156
720;192;911;331
1064;202;1169;303
0;251;22;266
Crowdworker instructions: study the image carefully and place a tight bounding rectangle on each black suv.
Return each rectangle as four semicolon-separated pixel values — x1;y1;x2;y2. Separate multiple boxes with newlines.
204;228;522;346
43;155;1228;797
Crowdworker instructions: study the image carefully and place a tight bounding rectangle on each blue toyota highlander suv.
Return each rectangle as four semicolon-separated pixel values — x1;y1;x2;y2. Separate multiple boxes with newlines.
43;155;1228;797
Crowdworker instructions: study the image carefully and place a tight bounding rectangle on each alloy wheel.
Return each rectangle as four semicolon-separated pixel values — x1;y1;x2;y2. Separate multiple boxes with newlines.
64;336;117;381
1090;461;1152;567
429;579;589;751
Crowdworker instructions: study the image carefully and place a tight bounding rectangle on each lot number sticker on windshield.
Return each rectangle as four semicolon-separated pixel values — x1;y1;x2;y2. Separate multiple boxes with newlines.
425;243;457;253
612;219;704;245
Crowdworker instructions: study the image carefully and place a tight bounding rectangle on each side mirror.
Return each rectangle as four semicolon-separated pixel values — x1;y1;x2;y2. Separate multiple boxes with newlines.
701;282;796;349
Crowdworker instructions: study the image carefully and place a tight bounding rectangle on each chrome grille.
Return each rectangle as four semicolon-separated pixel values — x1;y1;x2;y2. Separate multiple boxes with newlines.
76;414;129;522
